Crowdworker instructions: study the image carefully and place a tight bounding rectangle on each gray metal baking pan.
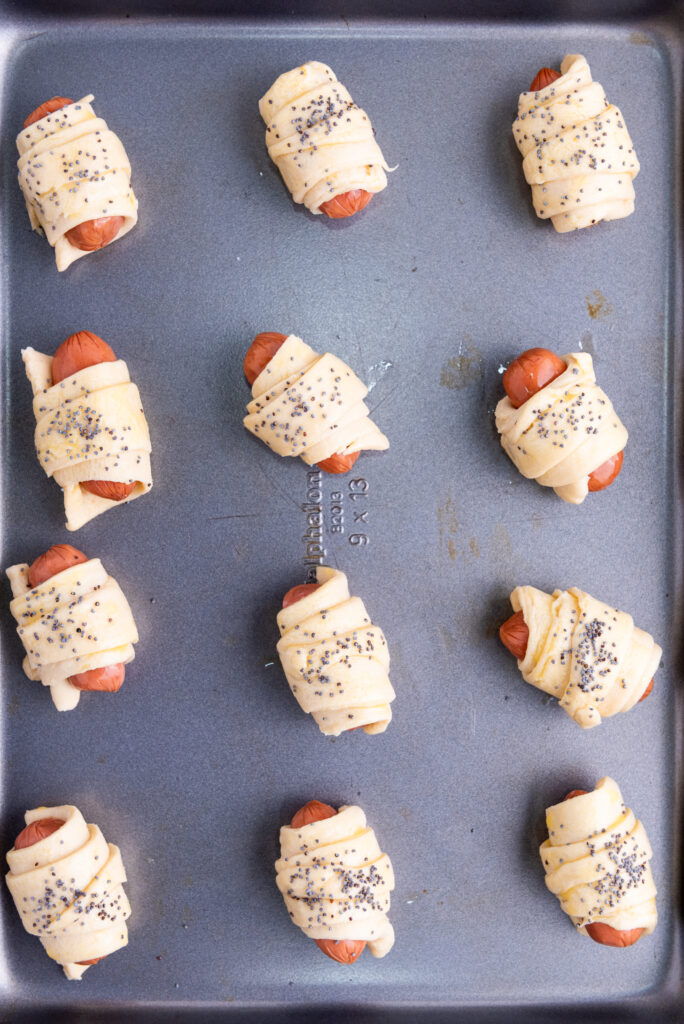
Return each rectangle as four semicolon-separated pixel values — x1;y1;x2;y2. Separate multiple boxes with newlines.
0;1;681;1021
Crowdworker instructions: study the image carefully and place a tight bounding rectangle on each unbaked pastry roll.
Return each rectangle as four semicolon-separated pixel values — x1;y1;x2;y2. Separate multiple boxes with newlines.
276;802;395;959
501;585;661;729
495;352;628;504
259;61;392;216
244;333;389;467
7;552;138;711
512;54;639;233
540;779;657;943
22;344;152;530
16;95;138;270
277;566;395;735
6;805;131;979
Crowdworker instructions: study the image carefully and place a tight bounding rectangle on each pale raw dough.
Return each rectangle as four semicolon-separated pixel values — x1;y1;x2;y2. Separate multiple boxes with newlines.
510;585;661;729
512;55;639;232
6;805;131;979
22;347;152;530
6;557;138;711
259;61;393;213
540;778;657;937
244;334;389;465
277;566;395;735
276;804;395;956
495;352;627;504
16;96;138;270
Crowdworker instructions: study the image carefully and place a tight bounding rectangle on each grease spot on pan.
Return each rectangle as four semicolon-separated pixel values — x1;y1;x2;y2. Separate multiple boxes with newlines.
586;290;613;321
440;337;483;390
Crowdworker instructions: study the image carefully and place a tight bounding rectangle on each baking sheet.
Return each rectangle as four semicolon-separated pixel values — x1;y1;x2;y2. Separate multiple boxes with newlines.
0;6;681;1022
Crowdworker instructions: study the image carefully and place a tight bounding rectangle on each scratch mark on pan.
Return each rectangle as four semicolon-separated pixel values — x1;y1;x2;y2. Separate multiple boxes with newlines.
208;512;291;521
369;382;401;416
255;462;301;509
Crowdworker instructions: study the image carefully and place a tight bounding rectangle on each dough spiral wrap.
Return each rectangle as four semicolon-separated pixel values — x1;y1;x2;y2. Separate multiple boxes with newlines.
259;61;393;213
244;334;389;465
6;557;138;711
276;804;395;956
276;566;395;735
512;54;639;232
540;778;657;936
495;352;627;504
510;585;661;729
22;346;152;531
16;95;138;270
5;805;131;980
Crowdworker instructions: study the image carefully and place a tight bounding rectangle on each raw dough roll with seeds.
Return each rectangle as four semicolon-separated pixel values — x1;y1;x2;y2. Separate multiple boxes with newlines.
22;346;152;530
505;585;661;729
495;352;628;504
512;54;639;232
6;553;138;711
259;61;392;216
540;779;657;943
6;805;131;979
243;334;389;468
277;566;395;735
16;95;138;270
276;803;395;957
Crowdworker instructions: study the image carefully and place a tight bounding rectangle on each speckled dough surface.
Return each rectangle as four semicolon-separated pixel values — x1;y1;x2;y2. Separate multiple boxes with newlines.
495;352;628;504
512;54;640;232
259;61;393;212
6;557;138;711
275;804;395;955
510;585;661;728
16;95;138;270
541;778;657;935
276;566;395;735
5;805;131;980
22;347;152;530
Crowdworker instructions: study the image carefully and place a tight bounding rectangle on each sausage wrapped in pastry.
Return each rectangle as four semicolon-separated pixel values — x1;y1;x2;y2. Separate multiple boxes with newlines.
276;801;395;962
22;332;152;530
512;55;639;232
17;95;138;270
259;61;393;218
7;545;138;711
500;585;660;729
6;804;131;979
244;333;389;473
277;567;395;735
496;350;627;504
540;779;657;945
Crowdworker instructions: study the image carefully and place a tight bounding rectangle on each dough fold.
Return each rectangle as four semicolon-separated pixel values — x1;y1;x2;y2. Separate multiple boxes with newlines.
6;557;138;711
5;805;131;979
510;585;661;729
16;95;138;270
22;346;152;530
259;61;392;213
512;55;639;232
495;352;627;504
244;334;389;465
276;804;395;956
276;566;395;735
540;778;657;936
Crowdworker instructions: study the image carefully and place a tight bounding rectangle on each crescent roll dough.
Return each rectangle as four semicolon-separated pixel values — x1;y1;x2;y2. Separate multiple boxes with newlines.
512;55;640;232
244;334;389;464
259;61;393;213
510;585;661;729
276;804;395;956
22;346;152;531
540;778;657;938
277;566;395;735
16;95;138;270
495;352;627;504
6;805;131;980
6;556;138;711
